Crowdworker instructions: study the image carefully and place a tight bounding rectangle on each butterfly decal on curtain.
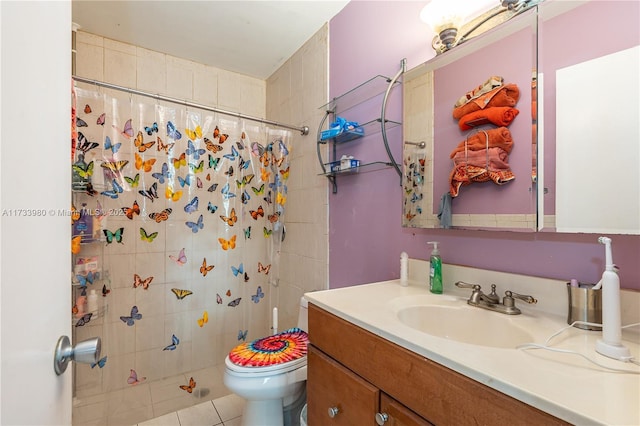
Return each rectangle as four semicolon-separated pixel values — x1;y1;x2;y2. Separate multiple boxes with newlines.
163;334;179;351
72;159;94;178
120;305;142;326
75;313;93;327
145;122;158;136
249;206;264;220
133;274;153;290
101;160;129;174
166;121;182;140
91;356;107;369
71;236;82;254
101;179;124;199
103;227;124;244
149;208;172;223
251;286;264;304
139;182;159;202
185;125;203;141
184;196;199;213
169;248;187;265
258;262;271;275
200;258;214;277
77;132;99;153
134;131;156;152
220;208;237;226
228;298;242;307
121;200;140;220
179;377;196;393
77;271;99;286
231;262;243;276
157;136;175;153
172;153;187;169
197;311;208;328
135;152;156;172
219;235;237;250
114;119;134;139
127;369;146;385
186;140;205;160
124;173;140;188
185;214;204;233
165;186;183;202
139;227;158;242
238;329;248;341
171;288;193;300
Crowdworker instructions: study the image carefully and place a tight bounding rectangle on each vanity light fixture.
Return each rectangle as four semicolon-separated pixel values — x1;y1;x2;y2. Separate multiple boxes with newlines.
421;0;541;54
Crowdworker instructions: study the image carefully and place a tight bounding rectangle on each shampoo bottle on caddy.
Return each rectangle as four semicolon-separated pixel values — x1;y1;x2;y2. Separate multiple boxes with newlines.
428;242;442;294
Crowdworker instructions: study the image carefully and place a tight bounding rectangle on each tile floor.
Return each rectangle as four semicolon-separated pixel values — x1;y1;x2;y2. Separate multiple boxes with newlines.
137;394;244;426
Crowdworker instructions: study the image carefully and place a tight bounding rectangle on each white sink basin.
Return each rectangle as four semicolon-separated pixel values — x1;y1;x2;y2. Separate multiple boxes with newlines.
395;298;535;349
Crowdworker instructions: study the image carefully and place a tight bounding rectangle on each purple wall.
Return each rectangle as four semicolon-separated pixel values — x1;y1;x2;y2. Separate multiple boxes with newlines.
328;1;640;290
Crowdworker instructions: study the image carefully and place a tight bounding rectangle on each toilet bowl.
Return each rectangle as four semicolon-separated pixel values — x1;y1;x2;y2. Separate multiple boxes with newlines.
224;297;309;426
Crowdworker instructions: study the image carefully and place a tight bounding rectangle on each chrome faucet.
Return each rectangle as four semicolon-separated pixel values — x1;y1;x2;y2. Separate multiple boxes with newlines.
455;281;537;315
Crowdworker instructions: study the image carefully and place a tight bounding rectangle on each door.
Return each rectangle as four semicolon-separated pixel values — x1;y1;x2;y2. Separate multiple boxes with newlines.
1;1;73;424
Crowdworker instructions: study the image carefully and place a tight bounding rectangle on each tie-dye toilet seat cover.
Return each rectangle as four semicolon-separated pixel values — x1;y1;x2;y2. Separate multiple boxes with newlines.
229;327;308;367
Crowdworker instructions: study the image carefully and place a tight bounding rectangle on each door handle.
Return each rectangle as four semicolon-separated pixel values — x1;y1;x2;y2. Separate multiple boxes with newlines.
54;335;101;375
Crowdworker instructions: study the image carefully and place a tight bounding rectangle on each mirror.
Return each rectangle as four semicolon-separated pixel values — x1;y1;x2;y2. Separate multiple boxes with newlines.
403;6;538;231
537;0;639;234
403;1;640;234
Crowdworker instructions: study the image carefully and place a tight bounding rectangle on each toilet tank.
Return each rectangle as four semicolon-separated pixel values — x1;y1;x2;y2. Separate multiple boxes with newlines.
297;296;309;332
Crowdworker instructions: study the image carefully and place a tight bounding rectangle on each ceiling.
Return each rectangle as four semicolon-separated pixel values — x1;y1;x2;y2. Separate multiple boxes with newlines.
72;1;350;80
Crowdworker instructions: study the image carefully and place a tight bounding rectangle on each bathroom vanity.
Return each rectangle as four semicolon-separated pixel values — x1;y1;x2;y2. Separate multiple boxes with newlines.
308;304;566;425
305;263;640;425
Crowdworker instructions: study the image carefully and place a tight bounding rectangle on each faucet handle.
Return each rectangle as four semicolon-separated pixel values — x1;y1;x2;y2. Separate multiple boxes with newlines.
455;281;481;291
504;290;537;305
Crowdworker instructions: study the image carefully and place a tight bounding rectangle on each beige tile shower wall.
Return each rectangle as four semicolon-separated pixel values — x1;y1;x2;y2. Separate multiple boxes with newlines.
75;31;265;118
266;25;330;331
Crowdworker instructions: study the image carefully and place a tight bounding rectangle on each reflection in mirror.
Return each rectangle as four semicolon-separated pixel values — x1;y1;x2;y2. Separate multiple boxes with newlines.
538;1;640;234
403;7;537;231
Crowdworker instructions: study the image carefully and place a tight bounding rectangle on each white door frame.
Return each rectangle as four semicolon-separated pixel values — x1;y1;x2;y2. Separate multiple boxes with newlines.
1;1;73;424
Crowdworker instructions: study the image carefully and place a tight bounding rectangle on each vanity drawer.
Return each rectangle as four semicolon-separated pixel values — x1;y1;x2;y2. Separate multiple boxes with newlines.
308;303;569;426
307;345;379;425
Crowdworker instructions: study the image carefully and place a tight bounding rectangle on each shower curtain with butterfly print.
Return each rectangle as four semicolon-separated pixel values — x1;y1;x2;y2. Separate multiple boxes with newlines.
72;84;291;409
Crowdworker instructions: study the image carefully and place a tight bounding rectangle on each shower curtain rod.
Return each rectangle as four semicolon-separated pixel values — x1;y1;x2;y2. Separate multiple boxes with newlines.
72;75;310;136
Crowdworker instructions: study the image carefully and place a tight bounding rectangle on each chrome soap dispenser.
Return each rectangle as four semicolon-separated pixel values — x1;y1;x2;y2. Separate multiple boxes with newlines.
428;241;442;294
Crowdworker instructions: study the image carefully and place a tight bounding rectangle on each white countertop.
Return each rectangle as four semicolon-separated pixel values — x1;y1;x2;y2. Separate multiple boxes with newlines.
305;264;640;425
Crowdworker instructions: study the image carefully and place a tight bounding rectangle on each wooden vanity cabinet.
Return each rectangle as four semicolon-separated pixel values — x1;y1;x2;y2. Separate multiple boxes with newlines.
308;346;432;425
307;303;569;426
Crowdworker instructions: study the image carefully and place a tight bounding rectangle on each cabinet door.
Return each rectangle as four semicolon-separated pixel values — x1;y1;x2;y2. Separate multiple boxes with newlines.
378;393;433;426
308;345;379;425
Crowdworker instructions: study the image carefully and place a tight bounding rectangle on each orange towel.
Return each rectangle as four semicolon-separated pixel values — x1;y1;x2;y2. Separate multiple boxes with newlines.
449;147;515;197
453;84;520;119
458;107;519;131
454;76;504;108
449;127;514;158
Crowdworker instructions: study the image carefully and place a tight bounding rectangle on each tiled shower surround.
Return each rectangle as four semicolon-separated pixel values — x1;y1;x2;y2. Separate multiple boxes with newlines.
73;26;329;425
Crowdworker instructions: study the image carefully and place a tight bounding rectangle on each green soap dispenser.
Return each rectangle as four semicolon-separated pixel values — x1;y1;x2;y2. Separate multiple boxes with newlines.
428;241;442;294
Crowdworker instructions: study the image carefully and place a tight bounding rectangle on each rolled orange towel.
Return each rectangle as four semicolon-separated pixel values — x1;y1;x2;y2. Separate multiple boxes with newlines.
449;127;514;158
453;84;520;119
449;147;515;197
458;107;519;131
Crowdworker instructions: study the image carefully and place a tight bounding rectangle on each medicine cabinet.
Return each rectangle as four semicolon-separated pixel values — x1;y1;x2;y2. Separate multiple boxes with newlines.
402;1;639;234
317;60;405;193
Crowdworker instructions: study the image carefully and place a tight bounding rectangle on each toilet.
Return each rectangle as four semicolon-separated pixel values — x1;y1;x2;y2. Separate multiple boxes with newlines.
224;297;309;426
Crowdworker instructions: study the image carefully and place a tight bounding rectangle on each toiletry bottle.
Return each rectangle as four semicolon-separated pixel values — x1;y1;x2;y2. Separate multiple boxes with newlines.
75;295;87;318
87;289;99;316
428;241;442;294
400;252;409;287
72;153;91;191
